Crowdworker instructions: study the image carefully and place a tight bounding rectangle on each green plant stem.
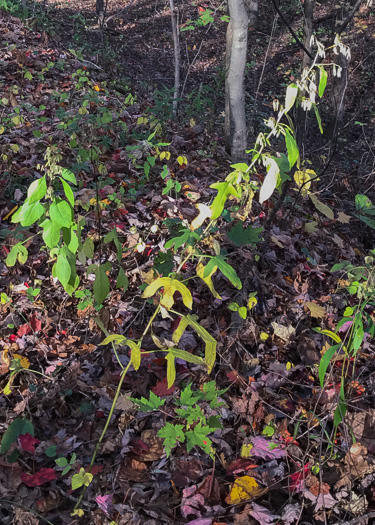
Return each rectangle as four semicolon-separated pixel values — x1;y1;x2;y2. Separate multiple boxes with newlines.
139;304;160;346
74;359;132;511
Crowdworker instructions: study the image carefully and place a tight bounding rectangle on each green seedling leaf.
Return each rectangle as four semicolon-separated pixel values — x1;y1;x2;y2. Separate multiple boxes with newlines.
158;422;185;457
318;67;328;97
61;169;77;184
60;178;75;207
41;219;60;249
284;129;299;168
205;255;242;290
45;446;57;458
12;199;45;227
71;468;93;490
319;344;340;388
93;265;110;305
50;199;72;228
333;379;347;427
27;176;46;204
56;253;71;287
132;391;166;412
185;422;212;454
1;418;34;454
209;181;239;220
100;334;127;346
55;457;68;467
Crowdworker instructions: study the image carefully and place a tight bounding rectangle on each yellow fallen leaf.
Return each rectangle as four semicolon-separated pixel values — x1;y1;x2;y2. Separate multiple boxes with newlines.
225;476;263;504
12;354;30;369
309;194;334;220
305;302;326;319
93;85;100;92
247;296;257;311
260;332;269;341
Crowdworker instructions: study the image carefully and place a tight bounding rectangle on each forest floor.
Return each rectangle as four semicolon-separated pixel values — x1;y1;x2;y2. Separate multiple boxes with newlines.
1;1;375;524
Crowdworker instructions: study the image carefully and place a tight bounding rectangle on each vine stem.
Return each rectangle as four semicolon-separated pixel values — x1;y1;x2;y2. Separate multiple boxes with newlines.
74;305;161;512
74;359;131;511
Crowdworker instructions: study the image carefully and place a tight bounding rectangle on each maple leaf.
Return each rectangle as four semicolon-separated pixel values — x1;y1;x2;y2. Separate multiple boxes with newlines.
158;422;185;457
19;433;40;453
21;468;57;487
185;422;212;454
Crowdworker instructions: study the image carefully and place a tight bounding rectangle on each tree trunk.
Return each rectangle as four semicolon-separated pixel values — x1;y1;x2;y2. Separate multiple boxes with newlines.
225;0;251;163
169;0;180;118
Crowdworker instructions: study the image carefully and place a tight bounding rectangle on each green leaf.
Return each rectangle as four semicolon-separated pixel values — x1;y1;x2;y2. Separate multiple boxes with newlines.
358;214;375;230
93;265;110;305
158;422;185;457
318;67;328;97
205;256;242;290
284;129;299;168
100;334;127;346
17;245;28;264
13;199;45;227
61;169;77;184
227;222;263;247
27;176;46;204
56;253;71;287
285;84;298;113
55;457;68;467
177;384;201;406
50;199;72;228
62;228;79;254
116;267;129;291
333;378;347;427
1;418;34;454
83;237;95;259
165;230;190;250
166;353;176;389
319;344;340;388
209;181;239;220
45;446;57;458
185;422;212;454
313;104;323;134
60;178;75;207
353;315;364;353
5;244;20;267
132;391;165;412
238;307;247;319
41;219;60;248
126;339;141;370
355;194;375;214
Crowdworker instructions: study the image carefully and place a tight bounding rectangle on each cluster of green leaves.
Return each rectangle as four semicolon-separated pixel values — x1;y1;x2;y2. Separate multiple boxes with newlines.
132;382;227;458
317;254;375;427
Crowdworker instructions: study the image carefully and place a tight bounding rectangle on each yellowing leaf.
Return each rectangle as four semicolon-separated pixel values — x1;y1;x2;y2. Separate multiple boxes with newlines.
190;203;212;231
177;155;188;166
294;169;315;196
285;84;298;114
337;211;351;224
241;443;253;458
71;509;84;517
225;475;261;504
260;332;269;341
142;277;192;310
196;262;221;299
247;296;257;311
309;193;334;220
12;354;30;369
93;85;100;91
305;302;326;319
0;126;5;134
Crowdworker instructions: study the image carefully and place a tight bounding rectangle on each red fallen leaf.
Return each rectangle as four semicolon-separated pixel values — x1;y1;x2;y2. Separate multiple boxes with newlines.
17;323;31;337
130;438;149;455
29;313;42;333
21;468;57;487
19;433;40;453
289;463;310;493
88;464;104;476
152;377;177;397
226;458;258;475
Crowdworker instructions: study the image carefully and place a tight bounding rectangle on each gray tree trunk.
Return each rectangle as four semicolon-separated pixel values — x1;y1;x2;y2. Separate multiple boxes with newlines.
169;0;180;118
225;0;254;163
